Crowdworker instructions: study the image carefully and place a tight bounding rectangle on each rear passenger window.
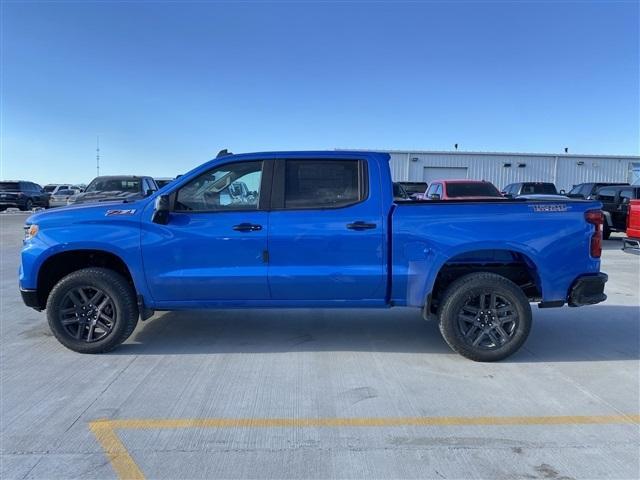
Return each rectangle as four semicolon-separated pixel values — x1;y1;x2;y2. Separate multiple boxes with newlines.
596;188;616;202
283;160;365;209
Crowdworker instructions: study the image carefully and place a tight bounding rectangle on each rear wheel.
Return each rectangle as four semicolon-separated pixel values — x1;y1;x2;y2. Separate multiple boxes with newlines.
46;268;139;353
438;272;532;362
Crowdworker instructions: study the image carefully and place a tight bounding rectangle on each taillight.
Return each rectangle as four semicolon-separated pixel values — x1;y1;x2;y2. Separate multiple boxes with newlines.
585;209;603;258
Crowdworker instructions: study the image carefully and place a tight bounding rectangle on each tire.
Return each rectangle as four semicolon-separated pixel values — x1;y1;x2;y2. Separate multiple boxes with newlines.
20;199;33;211
438;272;532;362
46;268;139;353
602;223;611;240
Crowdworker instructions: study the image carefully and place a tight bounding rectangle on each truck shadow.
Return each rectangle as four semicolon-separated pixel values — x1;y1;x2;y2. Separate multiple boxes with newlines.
115;305;640;362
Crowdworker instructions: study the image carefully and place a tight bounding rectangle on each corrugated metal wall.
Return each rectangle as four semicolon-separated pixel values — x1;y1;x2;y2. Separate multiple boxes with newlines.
388;151;640;192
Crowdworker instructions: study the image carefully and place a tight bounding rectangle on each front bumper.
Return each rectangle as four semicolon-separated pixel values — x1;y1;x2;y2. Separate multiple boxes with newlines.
568;273;607;307
20;288;42;311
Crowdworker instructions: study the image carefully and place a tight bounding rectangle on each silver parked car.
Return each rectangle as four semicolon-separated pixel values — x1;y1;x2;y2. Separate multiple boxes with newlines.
49;188;81;207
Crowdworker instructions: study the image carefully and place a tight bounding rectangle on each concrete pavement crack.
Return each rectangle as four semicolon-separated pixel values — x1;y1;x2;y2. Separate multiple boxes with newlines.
18;354;139;479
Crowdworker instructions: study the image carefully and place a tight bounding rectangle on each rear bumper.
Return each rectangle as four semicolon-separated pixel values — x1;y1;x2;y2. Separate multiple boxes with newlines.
568;273;607;307
622;237;640;254
20;288;42;311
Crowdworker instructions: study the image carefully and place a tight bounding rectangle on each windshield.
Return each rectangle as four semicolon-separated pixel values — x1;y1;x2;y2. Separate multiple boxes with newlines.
85;178;141;193
0;182;20;191
521;183;558;194
446;182;501;197
43;185;57;192
401;183;428;195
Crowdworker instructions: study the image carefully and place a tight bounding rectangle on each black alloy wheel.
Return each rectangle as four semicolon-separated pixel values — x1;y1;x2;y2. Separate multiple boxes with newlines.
456;293;518;350
58;286;116;342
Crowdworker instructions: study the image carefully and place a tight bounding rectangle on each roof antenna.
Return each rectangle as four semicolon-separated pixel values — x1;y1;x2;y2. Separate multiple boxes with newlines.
96;136;101;177
216;149;232;158
454;143;458;151
564;147;569;153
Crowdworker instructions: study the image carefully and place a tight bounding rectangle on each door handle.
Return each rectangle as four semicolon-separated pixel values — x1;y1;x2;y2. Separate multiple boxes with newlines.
346;221;376;231
233;223;262;232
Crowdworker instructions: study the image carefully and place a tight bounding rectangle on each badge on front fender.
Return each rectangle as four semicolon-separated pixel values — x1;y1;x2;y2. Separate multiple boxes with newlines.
105;209;136;216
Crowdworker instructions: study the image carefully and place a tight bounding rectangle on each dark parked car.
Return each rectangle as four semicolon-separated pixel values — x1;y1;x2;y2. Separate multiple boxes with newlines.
397;181;428;199
0;181;50;211
592;185;640;239
501;182;558;197
70;176;159;205
393;182;410;200
566;182;628;200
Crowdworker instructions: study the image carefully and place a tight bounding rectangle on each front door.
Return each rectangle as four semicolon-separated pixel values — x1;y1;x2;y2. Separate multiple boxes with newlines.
141;160;270;302
267;158;386;302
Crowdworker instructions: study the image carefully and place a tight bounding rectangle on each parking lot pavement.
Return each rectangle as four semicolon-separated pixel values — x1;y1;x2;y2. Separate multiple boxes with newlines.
1;212;639;479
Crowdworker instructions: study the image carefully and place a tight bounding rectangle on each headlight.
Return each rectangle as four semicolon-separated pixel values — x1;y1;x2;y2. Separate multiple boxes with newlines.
24;224;39;241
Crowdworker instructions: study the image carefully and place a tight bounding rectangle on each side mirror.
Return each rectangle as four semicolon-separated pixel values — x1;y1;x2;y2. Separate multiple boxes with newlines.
152;194;170;225
429;193;441;200
146;189;155;197
560;189;566;195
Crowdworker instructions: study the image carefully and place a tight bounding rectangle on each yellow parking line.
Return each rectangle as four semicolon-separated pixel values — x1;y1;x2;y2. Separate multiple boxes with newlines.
89;414;640;480
90;421;145;480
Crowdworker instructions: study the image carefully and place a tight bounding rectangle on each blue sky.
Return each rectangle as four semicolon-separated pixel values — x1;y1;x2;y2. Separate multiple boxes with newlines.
1;0;638;185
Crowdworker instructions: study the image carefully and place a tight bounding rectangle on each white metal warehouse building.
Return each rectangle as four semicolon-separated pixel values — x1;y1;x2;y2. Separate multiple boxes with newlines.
380;150;640;192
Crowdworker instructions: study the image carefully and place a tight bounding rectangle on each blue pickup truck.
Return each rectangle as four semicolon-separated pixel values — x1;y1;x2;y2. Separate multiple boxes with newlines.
19;151;607;361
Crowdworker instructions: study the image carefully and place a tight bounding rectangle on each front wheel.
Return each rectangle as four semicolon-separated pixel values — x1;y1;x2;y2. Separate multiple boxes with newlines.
20;199;33;211
46;268;139;353
438;272;532;362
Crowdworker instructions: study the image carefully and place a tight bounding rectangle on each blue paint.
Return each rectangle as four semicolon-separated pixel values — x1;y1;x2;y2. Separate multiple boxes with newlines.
20;151;604;311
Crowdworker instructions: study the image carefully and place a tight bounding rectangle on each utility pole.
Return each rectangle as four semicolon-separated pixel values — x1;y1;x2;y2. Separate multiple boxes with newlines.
96;136;100;177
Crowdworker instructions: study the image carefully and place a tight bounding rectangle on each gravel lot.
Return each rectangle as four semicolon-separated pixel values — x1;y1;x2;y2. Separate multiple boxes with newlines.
1;212;638;480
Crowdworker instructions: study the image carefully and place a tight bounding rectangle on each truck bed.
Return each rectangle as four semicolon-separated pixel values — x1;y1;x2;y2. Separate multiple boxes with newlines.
390;199;601;307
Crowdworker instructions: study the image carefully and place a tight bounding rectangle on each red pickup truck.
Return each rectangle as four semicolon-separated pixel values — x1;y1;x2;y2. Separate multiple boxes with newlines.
622;199;640;253
421;180;503;200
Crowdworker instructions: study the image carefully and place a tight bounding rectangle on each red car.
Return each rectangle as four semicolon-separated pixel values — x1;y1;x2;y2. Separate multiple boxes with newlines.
622;199;640;253
421;179;504;200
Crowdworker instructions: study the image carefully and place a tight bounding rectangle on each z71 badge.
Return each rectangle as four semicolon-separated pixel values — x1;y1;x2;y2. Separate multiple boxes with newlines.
105;209;137;216
530;204;569;212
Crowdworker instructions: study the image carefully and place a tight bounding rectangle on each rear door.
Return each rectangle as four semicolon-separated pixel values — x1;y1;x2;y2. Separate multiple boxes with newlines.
267;157;385;302
615;188;633;230
595;187;619;228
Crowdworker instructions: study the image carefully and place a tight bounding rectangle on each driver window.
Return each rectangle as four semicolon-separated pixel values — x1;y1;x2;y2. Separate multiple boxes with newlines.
175;161;262;211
